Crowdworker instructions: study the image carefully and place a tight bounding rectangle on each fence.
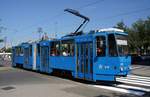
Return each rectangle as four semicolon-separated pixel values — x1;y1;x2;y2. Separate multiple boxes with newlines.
0;53;12;67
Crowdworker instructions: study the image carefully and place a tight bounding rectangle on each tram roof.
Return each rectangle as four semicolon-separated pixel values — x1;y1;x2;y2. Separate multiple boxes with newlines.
94;28;128;35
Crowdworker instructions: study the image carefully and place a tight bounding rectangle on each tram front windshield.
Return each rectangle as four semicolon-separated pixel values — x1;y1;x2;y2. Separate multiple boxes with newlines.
115;34;128;56
108;34;128;57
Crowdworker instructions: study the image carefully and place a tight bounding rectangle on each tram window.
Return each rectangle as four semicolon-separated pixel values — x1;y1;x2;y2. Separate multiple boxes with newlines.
29;45;32;56
15;47;22;56
15;47;19;56
61;40;74;56
108;34;118;56
115;34;128;56
37;44;40;56
20;48;23;54
16;48;18;56
20;47;23;56
96;36;106;56
50;41;60;56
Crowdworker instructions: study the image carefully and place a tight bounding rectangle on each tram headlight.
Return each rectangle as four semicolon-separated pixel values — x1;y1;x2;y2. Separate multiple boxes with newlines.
120;67;124;71
120;63;124;71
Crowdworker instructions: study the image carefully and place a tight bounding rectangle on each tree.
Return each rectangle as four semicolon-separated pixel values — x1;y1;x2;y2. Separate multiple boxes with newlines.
127;29;140;53
0;19;4;43
130;18;150;55
114;21;128;32
5;47;12;53
0;39;3;42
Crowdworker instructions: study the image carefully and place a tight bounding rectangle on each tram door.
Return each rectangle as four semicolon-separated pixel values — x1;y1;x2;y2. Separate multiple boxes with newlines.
32;44;37;70
24;48;29;67
76;42;93;80
40;46;49;72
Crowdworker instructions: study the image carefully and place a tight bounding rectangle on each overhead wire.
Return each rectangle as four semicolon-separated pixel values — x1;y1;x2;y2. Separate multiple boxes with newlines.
77;0;104;10
102;7;150;20
16;0;105;32
75;0;105;31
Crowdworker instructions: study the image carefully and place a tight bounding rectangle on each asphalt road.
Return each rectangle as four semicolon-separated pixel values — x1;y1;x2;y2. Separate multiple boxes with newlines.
0;67;124;97
130;65;150;77
0;57;150;97
0;66;150;97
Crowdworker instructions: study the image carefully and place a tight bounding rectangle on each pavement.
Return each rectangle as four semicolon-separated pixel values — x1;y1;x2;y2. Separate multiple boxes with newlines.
0;58;150;97
0;67;124;97
130;65;150;77
0;66;150;97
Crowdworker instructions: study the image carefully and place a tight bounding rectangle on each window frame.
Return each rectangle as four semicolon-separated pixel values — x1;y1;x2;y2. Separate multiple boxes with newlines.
15;47;19;56
115;34;128;56
50;41;60;56
108;34;118;57
20;47;23;56
61;39;75;57
15;47;23;56
96;36;106;57
29;45;32;56
37;44;40;56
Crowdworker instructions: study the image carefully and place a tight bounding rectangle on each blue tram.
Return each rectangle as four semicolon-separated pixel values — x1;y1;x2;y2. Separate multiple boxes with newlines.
23;42;38;70
12;29;131;81
12;43;24;67
12;42;39;70
12;9;131;82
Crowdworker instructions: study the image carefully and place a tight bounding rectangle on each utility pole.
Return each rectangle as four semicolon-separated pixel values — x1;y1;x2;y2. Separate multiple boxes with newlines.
0;19;7;43
4;36;7;50
54;22;58;38
37;27;43;41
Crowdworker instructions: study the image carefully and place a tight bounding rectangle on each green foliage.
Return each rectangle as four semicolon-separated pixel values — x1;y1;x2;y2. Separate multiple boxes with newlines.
114;21;128;32
0;20;3;43
5;48;12;53
0;39;3;42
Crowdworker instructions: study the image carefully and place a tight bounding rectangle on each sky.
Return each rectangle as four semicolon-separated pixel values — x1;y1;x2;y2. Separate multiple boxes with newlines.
0;0;150;48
